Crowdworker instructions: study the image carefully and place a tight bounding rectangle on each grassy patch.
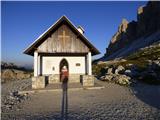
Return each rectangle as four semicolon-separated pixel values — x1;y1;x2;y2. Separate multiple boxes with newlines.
126;44;160;61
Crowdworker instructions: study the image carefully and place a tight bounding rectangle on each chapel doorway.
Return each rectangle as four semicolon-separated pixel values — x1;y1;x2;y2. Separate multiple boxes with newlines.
59;59;69;82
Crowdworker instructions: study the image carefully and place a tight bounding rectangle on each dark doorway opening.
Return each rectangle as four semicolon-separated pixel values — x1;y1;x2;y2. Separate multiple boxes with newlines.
59;58;69;82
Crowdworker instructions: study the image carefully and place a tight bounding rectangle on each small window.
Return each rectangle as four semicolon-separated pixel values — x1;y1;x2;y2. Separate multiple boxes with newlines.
76;63;81;66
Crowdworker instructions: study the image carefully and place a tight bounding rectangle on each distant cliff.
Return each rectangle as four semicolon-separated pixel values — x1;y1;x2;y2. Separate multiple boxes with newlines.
102;1;160;61
1;62;33;83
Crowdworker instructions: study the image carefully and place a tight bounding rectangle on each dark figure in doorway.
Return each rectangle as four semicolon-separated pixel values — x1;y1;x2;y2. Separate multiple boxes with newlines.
61;66;68;120
60;66;68;83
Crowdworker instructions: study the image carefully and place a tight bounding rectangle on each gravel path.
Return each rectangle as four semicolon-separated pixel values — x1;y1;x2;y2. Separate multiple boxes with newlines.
1;80;160;120
1;78;32;95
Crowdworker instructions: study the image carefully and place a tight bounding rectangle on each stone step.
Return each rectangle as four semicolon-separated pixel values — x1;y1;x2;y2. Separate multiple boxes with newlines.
48;74;81;83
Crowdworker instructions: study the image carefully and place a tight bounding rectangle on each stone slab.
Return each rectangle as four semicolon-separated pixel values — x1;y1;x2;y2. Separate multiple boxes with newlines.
48;74;60;84
32;76;46;89
82;75;95;87
69;74;81;83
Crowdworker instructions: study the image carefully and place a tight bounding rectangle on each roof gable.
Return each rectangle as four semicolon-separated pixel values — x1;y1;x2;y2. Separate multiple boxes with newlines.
38;24;90;53
23;15;100;56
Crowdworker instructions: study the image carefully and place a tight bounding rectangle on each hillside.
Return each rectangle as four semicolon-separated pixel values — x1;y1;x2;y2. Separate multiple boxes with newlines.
1;62;33;83
93;41;160;85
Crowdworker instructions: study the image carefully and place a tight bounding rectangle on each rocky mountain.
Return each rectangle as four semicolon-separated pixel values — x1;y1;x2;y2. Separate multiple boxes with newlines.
101;1;160;61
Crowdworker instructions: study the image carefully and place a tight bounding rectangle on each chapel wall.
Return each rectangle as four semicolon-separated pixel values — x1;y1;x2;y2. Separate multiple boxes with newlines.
41;56;86;75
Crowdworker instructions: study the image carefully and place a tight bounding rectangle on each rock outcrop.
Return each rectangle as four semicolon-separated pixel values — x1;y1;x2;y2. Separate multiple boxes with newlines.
1;69;32;82
100;65;132;86
1;62;33;83
104;1;160;60
99;59;160;85
93;39;160;86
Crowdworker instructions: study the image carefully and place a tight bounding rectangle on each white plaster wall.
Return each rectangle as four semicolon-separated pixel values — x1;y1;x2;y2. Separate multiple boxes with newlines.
42;56;86;75
37;55;40;75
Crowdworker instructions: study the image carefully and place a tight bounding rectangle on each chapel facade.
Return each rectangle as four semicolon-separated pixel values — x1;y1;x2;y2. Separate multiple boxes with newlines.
24;16;100;89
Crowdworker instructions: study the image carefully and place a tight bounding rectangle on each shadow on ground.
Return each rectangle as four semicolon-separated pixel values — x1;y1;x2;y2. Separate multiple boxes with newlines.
131;82;160;110
61;77;68;120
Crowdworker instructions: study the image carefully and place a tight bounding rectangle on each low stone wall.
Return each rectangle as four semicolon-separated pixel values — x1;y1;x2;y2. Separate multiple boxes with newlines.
31;74;95;89
69;74;81;83
82;75;95;87
48;74;82;83
32;76;46;89
48;74;60;84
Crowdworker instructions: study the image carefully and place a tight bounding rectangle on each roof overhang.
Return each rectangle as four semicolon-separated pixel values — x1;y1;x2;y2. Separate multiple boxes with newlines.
23;15;100;56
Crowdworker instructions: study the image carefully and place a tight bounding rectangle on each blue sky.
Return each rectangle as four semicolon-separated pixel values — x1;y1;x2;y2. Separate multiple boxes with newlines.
1;1;147;67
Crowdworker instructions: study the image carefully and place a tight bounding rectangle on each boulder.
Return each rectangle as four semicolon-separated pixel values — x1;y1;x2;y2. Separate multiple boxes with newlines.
10;91;18;97
16;72;31;80
113;75;131;86
126;63;133;67
115;65;125;74
2;69;16;80
124;69;132;76
152;60;160;68
100;76;106;81
104;75;114;82
106;68;113;74
1;69;31;81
